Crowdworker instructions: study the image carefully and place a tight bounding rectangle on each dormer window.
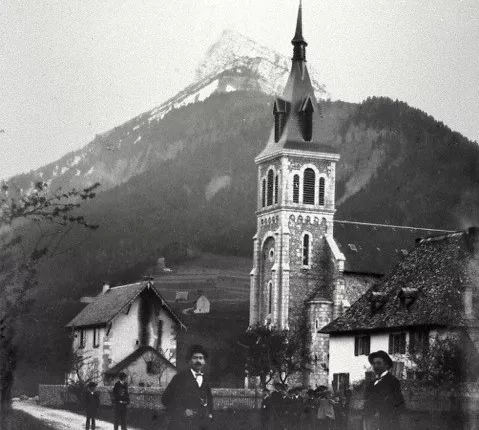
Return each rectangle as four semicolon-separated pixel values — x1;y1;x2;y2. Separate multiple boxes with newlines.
370;292;387;312
300;97;315;141
398;287;418;310
273;98;287;142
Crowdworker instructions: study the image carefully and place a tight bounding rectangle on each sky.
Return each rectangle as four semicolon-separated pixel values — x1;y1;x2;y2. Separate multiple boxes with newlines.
1;0;478;180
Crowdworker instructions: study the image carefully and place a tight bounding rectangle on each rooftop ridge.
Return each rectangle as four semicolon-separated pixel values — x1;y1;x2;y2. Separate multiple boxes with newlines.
418;231;464;243
334;220;455;233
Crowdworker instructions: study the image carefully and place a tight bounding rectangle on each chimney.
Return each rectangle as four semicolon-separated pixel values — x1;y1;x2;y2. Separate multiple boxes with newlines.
102;282;110;294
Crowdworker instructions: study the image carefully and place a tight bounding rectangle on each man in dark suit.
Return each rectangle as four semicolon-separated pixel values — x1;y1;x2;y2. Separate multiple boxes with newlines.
112;372;130;430
162;345;213;430
84;381;100;430
363;350;404;430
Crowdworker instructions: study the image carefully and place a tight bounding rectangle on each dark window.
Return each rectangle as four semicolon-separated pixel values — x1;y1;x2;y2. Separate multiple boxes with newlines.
146;361;156;374
302;111;313;141
79;329;86;349
409;329;429;354
93;327;100;348
319;177;325;205
267;170;274;206
274;113;284;142
303;168;315;205
267;282;273;314
354;335;371;356
274;175;279;204
303;234;310;266
293;175;300;203
389;332;407;354
262;179;266;208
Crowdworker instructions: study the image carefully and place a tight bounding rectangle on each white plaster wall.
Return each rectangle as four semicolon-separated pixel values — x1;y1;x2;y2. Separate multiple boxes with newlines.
124;355;177;387
71;326;105;381
110;299;141;364
328;332;413;384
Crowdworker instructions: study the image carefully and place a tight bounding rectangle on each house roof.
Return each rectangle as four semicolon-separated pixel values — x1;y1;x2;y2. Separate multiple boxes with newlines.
66;281;185;329
322;228;479;334
333;220;453;275
104;345;176;376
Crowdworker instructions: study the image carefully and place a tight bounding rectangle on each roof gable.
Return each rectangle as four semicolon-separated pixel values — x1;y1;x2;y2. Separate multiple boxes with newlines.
66;281;185;329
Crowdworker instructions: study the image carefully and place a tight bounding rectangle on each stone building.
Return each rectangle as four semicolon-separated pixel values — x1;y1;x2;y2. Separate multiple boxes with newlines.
322;228;479;386
248;3;451;387
66;280;185;387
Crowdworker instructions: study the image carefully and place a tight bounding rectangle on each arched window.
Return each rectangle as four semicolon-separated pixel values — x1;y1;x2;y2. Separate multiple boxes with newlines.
319;177;325;206
293;175;300;203
268;281;273;314
303;168;315;205
303;234;310;266
262;179;266;208
274;175;279;204
267;170;274;206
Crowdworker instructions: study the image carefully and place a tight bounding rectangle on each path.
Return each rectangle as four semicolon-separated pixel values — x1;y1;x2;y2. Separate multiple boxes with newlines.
13;399;143;430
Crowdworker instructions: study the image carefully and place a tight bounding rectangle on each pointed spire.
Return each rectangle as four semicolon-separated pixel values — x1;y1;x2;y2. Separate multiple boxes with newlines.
291;0;307;61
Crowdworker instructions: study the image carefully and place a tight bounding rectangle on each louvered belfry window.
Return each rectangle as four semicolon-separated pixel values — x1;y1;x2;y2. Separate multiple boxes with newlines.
267;170;274;206
319;177;325;205
303;234;310;266
274;175;279;204
262;179;266;207
293;175;300;203
303;168;315;205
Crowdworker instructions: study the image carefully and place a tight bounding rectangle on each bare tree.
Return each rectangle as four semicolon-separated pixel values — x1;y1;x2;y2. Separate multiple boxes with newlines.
66;348;102;403
243;323;311;387
0;181;99;429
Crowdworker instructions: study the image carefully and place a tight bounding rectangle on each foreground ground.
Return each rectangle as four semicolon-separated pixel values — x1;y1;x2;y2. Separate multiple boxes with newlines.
13;398;479;429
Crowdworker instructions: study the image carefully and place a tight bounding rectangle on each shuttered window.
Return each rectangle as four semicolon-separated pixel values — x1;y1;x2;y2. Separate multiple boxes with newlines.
354;335;371;356
79;329;86;349
267;170;274;206
389;332;407;354
262;179;266;207
303;168;315;205
93;327;100;348
409;329;429;354
293;175;300;203
319;177;325;206
303;234;310;266
274;175;279;204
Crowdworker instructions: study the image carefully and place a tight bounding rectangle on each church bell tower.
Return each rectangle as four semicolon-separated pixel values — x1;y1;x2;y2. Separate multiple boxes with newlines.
249;1;340;338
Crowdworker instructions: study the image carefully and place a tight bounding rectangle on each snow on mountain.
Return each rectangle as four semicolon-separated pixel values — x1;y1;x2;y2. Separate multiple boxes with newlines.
7;29;329;195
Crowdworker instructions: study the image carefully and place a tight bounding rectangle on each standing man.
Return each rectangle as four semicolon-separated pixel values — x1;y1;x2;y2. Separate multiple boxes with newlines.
84;382;100;430
363;350;404;430
112;372;130;430
162;345;213;430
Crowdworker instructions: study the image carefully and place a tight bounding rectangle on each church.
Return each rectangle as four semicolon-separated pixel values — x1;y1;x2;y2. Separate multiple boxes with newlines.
248;2;449;387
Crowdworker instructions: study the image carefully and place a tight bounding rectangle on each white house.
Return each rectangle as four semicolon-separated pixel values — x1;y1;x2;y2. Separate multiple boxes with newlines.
322;228;479;387
66;279;185;387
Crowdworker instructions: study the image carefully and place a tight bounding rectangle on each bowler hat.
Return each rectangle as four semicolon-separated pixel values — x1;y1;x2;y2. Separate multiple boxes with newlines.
368;350;393;368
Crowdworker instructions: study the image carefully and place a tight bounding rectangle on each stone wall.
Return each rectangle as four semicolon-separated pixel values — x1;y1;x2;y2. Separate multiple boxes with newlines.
39;385;262;410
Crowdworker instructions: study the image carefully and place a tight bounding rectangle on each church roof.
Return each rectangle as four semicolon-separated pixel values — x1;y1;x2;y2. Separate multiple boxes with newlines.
333;220;453;275
256;2;337;161
66;281;185;329
322;228;479;334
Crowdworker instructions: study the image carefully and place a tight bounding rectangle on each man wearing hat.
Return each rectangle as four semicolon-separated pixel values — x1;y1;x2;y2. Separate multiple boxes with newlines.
112;372;130;430
84;381;100;430
363;350;404;430
162;344;213;430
